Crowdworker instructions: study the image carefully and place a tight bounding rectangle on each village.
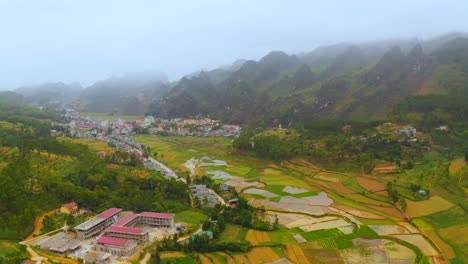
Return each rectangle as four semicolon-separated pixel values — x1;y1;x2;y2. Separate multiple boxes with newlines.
57;108;241;139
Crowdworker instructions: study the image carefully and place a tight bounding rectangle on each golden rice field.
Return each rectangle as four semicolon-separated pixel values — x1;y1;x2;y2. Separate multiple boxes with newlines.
405;196;454;217
232;247;279;264
285;244;310;264
246;229;271;245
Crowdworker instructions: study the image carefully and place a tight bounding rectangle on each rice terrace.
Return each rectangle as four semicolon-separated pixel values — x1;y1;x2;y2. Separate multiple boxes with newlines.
133;134;468;264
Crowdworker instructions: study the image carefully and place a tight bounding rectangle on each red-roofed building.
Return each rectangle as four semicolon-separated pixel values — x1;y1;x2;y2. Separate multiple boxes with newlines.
96;236;137;257
60;202;79;215
75;208;122;240
97;208;122;219
139;212;174;228
113;213;139;227
105;226;148;243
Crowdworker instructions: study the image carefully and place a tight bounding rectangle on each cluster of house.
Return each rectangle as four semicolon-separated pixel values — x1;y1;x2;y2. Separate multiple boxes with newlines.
397;126;417;137
190;185;220;207
34;207;175;261
141;117;242;137
56;107;241;139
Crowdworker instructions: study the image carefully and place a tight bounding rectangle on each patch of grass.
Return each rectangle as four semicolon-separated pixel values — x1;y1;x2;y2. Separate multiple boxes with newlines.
318;238;337;248
269;197;281;202
356;225;379;238
264;185;290;196
174;210;207;224
289;227;304;234
269;229;297;244
411;218;433;230
423;206;466;229
218;224;248;242
301;228;344;241
292;191;320;198
336;237;355;249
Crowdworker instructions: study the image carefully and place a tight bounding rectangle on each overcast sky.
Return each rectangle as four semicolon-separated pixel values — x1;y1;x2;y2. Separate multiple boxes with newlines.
0;0;467;89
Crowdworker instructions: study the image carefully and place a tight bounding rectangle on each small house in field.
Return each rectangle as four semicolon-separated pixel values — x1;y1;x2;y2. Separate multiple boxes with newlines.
228;198;239;207
60;202;79;215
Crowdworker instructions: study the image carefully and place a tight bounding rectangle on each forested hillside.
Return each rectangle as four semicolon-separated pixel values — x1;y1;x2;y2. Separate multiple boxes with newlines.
0;103;190;240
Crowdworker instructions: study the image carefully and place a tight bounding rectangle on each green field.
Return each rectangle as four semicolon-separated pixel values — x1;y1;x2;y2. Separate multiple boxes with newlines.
218;224;248;242
174;210;207;224
301;228;344;241
356;225;379;238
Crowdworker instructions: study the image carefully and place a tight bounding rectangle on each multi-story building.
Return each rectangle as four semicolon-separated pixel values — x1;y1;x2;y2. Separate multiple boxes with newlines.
96;236;138;257
75;208;122;240
94;210;174;256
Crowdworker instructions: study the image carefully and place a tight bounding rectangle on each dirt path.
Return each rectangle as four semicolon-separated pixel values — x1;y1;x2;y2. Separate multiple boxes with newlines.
27;209;56;239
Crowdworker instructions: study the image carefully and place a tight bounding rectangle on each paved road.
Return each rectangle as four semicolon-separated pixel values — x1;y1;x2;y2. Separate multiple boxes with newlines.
147;157;186;183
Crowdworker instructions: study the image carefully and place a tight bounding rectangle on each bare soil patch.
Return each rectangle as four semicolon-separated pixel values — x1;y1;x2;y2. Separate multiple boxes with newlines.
357;177;386;192
329;182;356;195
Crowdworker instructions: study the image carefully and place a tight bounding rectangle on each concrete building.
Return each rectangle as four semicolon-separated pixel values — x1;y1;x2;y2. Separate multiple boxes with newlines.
75;208;122;239
104;226;148;244
35;232;81;255
96;236;138;257
139;212;174;228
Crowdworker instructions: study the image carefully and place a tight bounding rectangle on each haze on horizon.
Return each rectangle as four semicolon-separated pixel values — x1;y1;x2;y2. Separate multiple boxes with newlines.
0;0;467;90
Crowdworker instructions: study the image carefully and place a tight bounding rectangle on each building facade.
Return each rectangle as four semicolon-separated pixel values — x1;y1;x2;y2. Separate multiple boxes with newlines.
75;208;122;240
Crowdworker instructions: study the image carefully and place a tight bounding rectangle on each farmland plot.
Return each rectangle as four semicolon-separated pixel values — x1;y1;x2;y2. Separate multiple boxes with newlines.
244;188;279;198
405;196;454;217
393;234;440;256
285;244;311;264
246;229;271;245
282;185;309;194
299;219;352;232
381;240;415;263
369;225;410;235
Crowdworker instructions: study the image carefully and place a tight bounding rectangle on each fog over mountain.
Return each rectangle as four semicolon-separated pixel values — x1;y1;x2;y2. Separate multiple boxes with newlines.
0;0;467;89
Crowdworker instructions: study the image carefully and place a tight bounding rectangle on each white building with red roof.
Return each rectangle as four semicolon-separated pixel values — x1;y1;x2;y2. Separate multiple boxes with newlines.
75;208;122;240
96;236;137;257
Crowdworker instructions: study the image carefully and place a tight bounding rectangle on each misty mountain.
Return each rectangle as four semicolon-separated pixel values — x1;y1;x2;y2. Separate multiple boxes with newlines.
15;82;83;106
77;73;170;115
0;91;24;105
146;33;468;127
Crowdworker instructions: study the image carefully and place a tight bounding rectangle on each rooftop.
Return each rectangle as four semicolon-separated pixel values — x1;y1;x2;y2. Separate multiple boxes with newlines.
107;226;144;235
140;212;174;219
97;208;122;219
75;216;105;231
62;202;78;210
113;213;138;227
97;236;129;247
